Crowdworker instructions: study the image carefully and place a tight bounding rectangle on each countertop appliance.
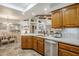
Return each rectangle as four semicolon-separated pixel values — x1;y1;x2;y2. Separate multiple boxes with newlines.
54;32;62;38
45;39;58;56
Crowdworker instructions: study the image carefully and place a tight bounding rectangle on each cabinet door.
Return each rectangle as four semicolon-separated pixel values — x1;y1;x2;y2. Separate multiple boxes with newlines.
52;10;62;28
58;42;79;56
63;5;77;27
21;36;27;48
21;36;32;49
37;38;44;55
77;4;79;27
59;43;79;54
32;37;38;51
59;48;79;56
37;41;44;55
26;37;32;48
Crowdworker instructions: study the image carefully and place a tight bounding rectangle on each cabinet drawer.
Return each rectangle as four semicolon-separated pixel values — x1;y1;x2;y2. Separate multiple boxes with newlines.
37;38;44;42
59;43;79;54
59;48;79;56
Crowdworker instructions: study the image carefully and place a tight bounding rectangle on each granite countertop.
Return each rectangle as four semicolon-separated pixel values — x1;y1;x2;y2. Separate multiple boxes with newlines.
21;34;79;46
43;36;79;46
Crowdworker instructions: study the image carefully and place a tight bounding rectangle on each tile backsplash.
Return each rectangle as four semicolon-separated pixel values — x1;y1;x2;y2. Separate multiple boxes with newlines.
62;28;79;40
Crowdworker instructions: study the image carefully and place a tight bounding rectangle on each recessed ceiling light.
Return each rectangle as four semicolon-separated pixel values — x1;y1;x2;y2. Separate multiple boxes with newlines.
44;8;48;11
22;12;25;15
32;13;35;16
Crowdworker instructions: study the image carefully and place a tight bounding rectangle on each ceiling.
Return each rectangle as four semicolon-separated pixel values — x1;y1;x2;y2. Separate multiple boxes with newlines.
0;3;73;20
23;3;73;19
24;3;52;19
0;3;37;12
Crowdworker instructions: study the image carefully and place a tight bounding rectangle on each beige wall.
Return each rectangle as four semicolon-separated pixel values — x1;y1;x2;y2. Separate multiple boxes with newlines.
0;5;24;20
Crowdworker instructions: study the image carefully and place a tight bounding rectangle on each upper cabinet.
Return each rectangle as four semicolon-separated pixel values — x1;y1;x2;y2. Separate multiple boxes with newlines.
51;4;79;28
62;5;77;27
51;10;62;28
77;4;79;27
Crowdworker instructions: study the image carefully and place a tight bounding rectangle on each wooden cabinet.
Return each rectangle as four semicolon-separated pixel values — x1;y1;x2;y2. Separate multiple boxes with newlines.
59;48;79;56
52;10;62;28
51;4;79;28
32;36;44;55
77;4;79;26
58;42;79;56
62;4;77;27
32;36;38;51
37;37;44;55
21;36;32;49
21;36;44;55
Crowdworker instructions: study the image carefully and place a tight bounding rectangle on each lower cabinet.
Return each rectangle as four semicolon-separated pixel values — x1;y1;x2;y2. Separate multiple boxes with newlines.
32;36;38;51
32;37;44;55
59;48;79;56
58;42;79;56
21;36;33;49
37;38;44;55
21;36;44;55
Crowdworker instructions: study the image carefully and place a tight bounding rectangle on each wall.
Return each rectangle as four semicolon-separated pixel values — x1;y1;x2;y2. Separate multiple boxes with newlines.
0;5;24;34
62;28;79;40
0;5;24;20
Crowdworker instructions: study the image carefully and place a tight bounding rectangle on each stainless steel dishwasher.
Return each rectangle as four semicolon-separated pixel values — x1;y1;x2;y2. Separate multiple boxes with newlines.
45;39;58;56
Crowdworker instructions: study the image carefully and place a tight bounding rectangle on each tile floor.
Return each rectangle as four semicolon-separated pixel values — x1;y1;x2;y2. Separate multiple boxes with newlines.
0;40;41;56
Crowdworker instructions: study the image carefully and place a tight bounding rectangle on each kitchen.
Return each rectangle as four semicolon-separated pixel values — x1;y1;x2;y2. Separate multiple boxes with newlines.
0;3;79;56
